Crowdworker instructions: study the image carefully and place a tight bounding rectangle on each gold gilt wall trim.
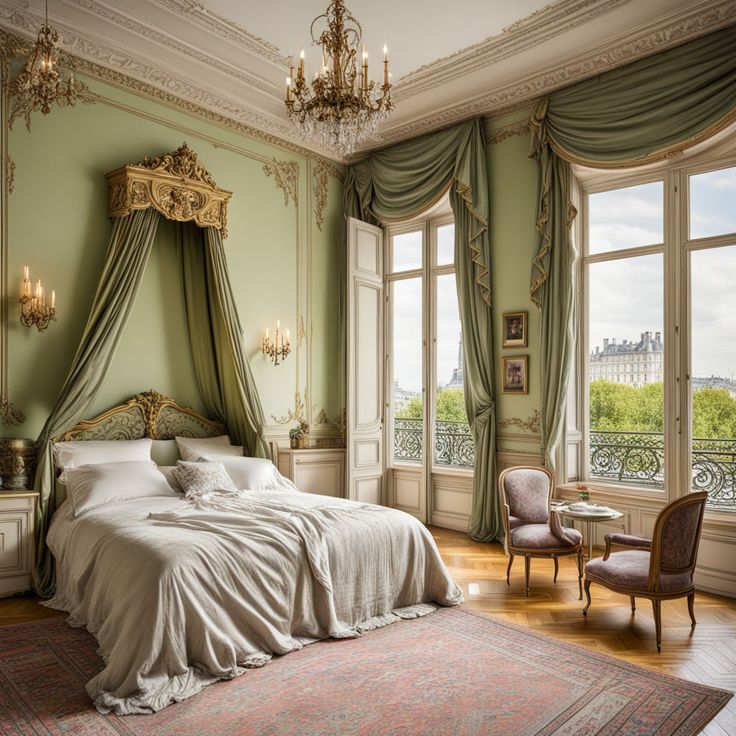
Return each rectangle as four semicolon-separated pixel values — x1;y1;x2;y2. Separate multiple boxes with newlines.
487;119;532;146
106;143;232;236
271;389;307;425
498;409;541;434
312;159;343;231
5;154;13;194
262;158;299;207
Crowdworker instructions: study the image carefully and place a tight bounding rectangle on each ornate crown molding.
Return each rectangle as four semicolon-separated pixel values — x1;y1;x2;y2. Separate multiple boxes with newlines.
106;143;232;235
263;158;299;207
486;120;532;146
373;0;736;147
394;0;629;101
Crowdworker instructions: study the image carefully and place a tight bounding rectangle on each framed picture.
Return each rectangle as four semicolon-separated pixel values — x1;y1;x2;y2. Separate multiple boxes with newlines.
502;355;529;394
502;311;528;348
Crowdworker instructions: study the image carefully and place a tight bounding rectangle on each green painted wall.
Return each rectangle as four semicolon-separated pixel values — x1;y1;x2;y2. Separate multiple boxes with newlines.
5;75;343;440
486;108;543;454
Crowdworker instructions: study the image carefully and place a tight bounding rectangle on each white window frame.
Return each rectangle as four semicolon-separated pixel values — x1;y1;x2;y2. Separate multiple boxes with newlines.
385;203;472;478
569;143;736;514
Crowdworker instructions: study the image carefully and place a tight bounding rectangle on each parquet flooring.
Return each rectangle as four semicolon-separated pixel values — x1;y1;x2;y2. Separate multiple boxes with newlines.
0;528;734;734
431;527;736;736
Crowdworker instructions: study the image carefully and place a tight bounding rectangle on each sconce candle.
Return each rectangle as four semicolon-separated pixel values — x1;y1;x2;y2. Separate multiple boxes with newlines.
19;266;56;332
262;320;291;365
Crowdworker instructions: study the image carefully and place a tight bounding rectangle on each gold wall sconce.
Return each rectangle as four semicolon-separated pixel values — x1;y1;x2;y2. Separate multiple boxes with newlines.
19;266;56;332
262;320;290;365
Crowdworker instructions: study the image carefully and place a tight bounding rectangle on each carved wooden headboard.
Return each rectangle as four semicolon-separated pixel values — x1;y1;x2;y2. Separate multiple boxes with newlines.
55;390;226;442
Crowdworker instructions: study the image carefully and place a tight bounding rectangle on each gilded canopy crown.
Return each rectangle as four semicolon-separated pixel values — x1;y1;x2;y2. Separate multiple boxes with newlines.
106;143;232;237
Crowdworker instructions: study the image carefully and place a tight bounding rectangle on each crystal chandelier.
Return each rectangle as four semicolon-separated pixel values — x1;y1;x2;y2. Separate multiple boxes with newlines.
10;0;87;130
285;0;393;157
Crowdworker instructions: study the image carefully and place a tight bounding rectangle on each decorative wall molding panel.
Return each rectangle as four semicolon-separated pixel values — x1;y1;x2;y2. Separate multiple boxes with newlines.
499;410;541;435
0;1;731;161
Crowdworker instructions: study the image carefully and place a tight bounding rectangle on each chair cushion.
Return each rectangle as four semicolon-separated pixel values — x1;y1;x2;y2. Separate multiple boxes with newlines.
504;469;550;524
585;550;693;593
510;523;582;550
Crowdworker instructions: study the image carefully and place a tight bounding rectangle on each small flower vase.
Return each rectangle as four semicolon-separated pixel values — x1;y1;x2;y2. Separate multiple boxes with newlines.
296;436;307;449
290;436;299;449
578;489;591;503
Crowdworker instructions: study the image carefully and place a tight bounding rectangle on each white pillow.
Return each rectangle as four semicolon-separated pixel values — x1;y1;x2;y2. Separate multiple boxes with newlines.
53;438;153;481
172;461;239;497
175;435;242;461
64;461;176;516
218;457;284;491
158;466;182;492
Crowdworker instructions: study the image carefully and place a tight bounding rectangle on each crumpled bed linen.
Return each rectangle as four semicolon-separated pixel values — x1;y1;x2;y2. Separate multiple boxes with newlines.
45;485;463;715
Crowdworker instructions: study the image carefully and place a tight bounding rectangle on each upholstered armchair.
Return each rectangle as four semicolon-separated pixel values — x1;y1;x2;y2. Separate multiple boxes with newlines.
583;492;708;651
499;466;584;598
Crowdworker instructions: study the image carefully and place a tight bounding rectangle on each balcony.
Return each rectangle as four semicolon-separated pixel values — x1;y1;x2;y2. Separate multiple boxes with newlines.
590;430;736;510
393;418;474;468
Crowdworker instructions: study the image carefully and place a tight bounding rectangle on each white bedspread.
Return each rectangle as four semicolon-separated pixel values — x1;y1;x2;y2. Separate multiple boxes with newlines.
46;487;463;715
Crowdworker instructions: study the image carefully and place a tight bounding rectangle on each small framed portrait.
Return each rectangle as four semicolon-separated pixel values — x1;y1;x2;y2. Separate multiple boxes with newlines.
502;355;529;394
502;311;528;348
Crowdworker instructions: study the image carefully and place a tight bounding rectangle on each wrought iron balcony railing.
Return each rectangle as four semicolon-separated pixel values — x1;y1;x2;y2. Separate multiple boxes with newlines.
393;418;474;468
590;430;736;510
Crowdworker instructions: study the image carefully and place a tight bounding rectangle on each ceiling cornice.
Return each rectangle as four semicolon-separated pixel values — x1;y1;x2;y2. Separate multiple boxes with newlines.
393;0;631;101
0;0;733;163
375;0;736;148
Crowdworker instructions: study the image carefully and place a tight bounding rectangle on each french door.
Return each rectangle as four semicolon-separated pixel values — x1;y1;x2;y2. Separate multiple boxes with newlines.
385;208;473;528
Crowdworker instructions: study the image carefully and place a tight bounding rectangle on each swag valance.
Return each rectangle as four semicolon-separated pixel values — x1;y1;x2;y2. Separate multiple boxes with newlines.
528;26;736;468
32;144;269;597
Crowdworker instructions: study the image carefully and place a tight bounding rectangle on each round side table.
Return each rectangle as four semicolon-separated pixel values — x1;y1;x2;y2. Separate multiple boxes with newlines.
552;503;624;559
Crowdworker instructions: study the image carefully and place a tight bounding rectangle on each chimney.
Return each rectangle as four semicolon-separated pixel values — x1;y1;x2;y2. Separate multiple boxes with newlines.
655;331;661;343
603;338;609;351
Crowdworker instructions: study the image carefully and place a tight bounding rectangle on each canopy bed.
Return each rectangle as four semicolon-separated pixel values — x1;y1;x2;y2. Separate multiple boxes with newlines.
45;391;462;714
30;148;462;715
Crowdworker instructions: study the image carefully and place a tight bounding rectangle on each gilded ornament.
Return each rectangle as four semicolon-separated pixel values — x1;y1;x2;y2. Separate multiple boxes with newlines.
5;156;15;194
499;409;541;434
106;143;231;237
0;397;25;426
271;390;308;425
57;390;225;441
263;158;299;207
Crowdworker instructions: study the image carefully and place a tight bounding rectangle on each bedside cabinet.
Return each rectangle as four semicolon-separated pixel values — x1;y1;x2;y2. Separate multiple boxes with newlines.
0;492;38;598
278;449;345;498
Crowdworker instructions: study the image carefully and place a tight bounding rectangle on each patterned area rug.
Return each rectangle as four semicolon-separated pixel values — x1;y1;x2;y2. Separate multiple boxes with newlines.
0;608;731;735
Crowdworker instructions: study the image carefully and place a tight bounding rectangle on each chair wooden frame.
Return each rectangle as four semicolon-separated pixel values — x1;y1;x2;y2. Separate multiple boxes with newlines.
499;465;584;599
582;491;708;651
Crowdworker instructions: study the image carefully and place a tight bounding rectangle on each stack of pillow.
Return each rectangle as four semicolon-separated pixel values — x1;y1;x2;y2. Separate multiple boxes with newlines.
53;435;288;517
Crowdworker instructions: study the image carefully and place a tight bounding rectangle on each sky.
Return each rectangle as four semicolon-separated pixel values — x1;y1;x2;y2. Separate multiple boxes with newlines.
391;225;460;395
588;169;736;380
390;166;736;398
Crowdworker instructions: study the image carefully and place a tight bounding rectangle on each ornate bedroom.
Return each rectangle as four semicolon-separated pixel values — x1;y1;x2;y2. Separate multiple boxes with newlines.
0;1;734;734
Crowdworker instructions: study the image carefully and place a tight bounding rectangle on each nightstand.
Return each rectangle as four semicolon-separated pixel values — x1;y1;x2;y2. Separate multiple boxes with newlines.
0;491;38;597
278;449;345;498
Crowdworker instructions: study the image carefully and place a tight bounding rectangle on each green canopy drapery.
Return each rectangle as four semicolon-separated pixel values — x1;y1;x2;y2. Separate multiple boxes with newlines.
529;26;736;468
345;118;501;542
31;147;269;596
179;225;270;459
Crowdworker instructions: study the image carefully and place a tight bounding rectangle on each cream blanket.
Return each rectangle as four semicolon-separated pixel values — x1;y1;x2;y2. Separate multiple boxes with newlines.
46;488;463;714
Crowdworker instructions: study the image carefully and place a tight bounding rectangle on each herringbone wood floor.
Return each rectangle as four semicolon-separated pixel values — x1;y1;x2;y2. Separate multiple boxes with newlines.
0;527;734;734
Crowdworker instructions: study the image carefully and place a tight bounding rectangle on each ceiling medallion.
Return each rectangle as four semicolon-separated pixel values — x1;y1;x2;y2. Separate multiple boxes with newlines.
285;0;393;157
9;0;88;130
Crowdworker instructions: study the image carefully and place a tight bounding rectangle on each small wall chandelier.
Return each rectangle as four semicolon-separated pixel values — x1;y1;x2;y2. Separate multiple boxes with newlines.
262;321;291;365
19;267;56;332
10;0;87;130
285;0;393;157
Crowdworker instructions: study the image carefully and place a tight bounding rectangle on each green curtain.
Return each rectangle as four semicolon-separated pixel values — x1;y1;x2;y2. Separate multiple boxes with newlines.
344;118;501;541
31;208;160;596
179;224;270;458
530;26;736;468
